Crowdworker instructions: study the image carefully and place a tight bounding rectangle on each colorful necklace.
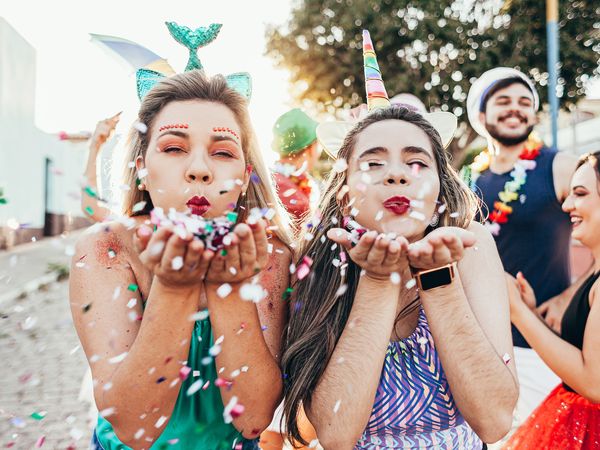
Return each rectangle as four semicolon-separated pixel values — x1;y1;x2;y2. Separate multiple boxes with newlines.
463;135;543;236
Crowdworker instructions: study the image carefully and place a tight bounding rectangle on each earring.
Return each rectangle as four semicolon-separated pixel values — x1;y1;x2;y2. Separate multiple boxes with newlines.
430;212;439;228
137;182;146;191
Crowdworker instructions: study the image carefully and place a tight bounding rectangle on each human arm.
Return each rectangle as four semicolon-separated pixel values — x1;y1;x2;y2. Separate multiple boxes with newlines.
81;113;120;222
69;223;213;447
305;230;408;449
417;222;518;443
204;221;291;438
509;272;600;402
537;261;595;333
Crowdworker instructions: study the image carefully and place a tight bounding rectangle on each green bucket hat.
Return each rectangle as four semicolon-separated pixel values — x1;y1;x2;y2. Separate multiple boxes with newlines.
272;108;318;156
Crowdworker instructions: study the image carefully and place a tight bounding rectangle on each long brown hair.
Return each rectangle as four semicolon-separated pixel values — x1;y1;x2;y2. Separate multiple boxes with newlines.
282;106;478;445
121;70;291;247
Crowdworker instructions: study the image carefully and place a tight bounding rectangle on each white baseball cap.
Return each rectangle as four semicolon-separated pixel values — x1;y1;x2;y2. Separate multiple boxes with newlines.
466;67;539;138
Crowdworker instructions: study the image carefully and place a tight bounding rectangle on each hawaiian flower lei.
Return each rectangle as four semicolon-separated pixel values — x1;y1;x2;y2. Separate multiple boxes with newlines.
463;135;543;236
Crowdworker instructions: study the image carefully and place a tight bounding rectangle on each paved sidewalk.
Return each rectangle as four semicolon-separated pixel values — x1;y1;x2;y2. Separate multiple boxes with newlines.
0;231;94;449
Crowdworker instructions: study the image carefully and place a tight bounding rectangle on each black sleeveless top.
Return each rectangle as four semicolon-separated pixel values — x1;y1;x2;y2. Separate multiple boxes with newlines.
561;271;599;392
474;147;572;348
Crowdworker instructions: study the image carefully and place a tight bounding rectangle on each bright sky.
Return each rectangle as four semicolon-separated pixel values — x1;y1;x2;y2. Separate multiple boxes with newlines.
0;0;295;165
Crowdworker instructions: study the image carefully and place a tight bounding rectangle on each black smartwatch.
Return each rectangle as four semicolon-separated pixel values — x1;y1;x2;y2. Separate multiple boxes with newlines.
412;263;456;291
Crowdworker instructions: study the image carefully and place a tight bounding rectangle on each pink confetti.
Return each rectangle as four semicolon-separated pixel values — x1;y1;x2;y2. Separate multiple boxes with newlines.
179;366;191;380
296;264;310;280
35;436;45;448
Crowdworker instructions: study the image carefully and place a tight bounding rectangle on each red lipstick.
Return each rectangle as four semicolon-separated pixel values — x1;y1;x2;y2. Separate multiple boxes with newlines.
186;196;211;216
383;196;411;215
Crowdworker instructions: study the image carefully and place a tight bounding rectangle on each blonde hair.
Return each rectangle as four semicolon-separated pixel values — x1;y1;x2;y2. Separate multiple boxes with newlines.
121;70;292;247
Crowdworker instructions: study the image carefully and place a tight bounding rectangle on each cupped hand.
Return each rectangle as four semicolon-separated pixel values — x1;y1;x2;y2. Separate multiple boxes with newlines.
407;227;476;270
327;228;409;281
134;224;214;289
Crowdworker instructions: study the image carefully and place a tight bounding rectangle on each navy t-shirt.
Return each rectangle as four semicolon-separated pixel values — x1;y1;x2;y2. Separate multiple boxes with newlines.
474;147;572;348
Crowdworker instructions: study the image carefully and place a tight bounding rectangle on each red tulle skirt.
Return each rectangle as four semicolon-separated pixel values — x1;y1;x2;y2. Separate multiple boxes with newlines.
504;385;600;449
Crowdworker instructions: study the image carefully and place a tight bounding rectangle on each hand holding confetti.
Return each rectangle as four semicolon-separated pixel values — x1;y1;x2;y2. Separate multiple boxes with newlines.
407;226;476;270
327;228;410;281
204;219;269;284
135;224;215;289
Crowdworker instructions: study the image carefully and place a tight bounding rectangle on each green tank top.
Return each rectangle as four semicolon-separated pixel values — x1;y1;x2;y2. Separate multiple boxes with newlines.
95;315;244;449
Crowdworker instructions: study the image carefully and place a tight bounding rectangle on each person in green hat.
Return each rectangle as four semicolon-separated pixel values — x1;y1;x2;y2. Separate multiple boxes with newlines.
271;108;321;223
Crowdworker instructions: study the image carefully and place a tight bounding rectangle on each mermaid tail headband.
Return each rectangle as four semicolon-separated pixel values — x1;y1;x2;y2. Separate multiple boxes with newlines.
317;30;457;158
135;22;251;100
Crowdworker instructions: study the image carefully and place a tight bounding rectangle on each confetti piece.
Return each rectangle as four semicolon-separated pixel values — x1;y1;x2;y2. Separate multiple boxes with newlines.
282;287;293;300
99;407;116;418
137;168;148;178
209;344;222;357
134;122;148;133
409;211;426;221
390;272;400;285
189;310;209;321
309;439;320;448
35;436;45;448
187;379;203;396
84;186;98;198
449;212;460;218
84;206;94;216
132;201;147;213
108;248;116;259
438;204;447;214
134;428;145;440
127;298;137;308
239;283;267;303
405;278;417;289
171;256;184;271
179;366;191;380
333;399;341;413
333;159;348;173
502;353;511;365
108;352;128;364
127;284;138;292
217;283;233;298
154;416;168;428
375;210;384;221
335;284;348;297
31;411;46;421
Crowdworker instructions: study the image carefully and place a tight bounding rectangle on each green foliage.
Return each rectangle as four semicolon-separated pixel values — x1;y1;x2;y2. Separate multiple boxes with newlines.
266;0;600;157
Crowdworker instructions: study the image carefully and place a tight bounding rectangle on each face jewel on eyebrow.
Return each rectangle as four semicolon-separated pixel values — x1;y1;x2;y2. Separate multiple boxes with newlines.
213;127;240;142
158;123;189;132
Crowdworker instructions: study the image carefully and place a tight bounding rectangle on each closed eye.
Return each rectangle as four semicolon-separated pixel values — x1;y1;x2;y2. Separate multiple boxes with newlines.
408;160;428;168
367;161;386;168
212;149;234;158
163;146;185;154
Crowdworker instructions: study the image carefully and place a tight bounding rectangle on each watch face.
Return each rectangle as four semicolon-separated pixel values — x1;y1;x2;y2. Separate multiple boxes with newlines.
419;267;453;290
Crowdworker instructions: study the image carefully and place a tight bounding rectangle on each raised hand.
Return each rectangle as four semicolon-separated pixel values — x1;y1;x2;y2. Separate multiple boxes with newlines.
90;112;121;151
407;226;476;270
327;228;409;280
135;224;214;288
205;219;269;284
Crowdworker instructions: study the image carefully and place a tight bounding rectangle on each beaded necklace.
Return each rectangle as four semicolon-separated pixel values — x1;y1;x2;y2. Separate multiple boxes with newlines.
463;136;543;236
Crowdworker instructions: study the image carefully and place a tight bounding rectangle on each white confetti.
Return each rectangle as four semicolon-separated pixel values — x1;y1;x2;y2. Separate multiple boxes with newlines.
154;415;168;428
132;201;147;213
375;210;384;221
134;122;148;133
333;158;348;173
502;353;511;365
189;310;209;321
405;278;417;289
137;168;148;178
108;352;128;364
216;283;232;299
437;204;447;214
171;256;184;271
390;272;401;285
112;286;121;301
134;428;145;440
239;283;267;303
335;284;348;297
99;407;116;418
127;298;137;308
333;399;341;413
409;211;426;221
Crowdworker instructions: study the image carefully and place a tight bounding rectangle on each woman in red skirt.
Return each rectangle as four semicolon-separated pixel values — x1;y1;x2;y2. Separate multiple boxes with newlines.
505;151;600;450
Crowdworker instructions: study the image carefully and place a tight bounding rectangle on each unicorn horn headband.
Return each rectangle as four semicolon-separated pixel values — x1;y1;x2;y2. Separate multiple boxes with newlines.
136;22;252;101
317;30;457;158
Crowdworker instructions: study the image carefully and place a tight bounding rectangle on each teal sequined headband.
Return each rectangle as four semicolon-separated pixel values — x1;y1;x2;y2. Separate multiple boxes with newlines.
136;22;252;101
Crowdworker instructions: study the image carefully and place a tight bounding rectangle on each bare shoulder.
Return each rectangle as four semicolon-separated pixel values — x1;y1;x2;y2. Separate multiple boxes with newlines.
73;220;138;267
459;221;503;276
